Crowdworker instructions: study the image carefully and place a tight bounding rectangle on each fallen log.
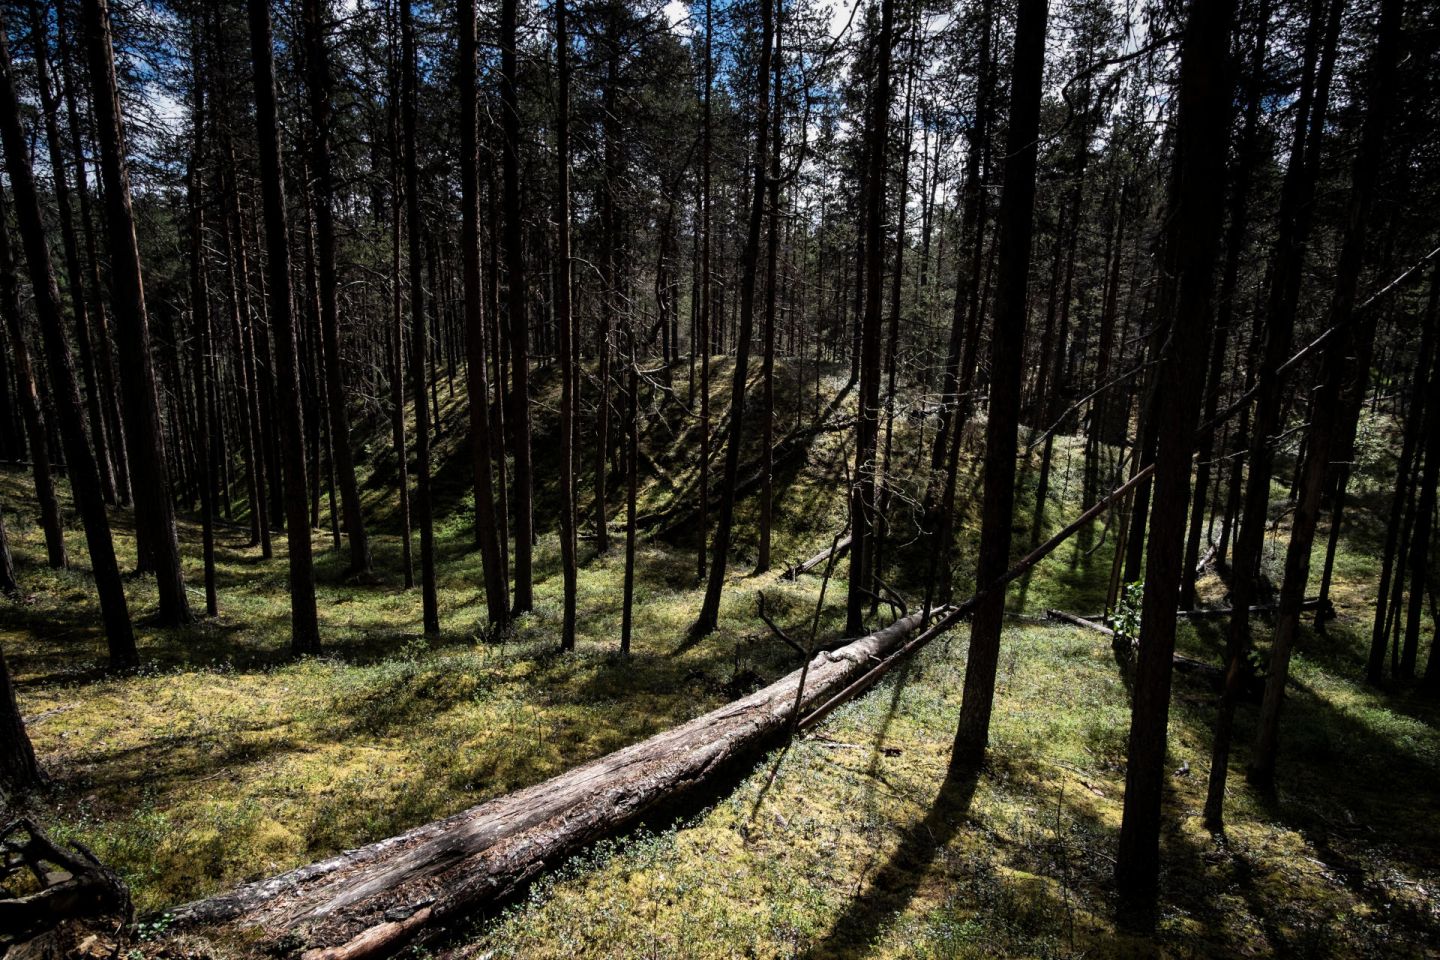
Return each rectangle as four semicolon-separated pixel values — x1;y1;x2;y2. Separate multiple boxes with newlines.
165;608;941;960
1064;596;1328;625
1043;610;1263;698
782;535;851;581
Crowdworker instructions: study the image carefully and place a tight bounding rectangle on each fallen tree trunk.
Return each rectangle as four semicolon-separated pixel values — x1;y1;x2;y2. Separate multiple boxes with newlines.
1044;609;1263;697
1063;596;1328;624
783;535;850;580
166;607;939;960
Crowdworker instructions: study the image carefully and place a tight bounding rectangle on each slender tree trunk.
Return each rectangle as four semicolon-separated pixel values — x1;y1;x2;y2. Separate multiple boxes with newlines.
846;0;895;634
695;0;712;581
303;0;371;577
187;26;217;618
401;0;439;636
461;0;509;628
951;0;1048;769
1180;2;1270;609
932;0;992;483
30;4;114;506
0;23;136;668
621;349;638;654
756;0;783;575
58;6;129;507
692;0;774;637
247;0;320;655
222;140;271;557
1203;0;1341;826
553;0;577;646
874;26;916;606
81;0;193;626
500;0;534;613
1114;0;1235;915
1368;272;1437;681
0;222;66;572
1399;376;1440;677
1248;0;1400;792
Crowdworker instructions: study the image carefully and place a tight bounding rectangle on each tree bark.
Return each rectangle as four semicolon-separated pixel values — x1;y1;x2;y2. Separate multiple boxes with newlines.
951;0;1048;769
29;3;115;506
0;20;136;668
500;0;535;613
401;0;439;636
692;0;774;636
187;22;217;618
1248;0;1401;792
167;609;936;959
1202;0;1341;826
0;211;66;572
1115;0;1235;912
553;0;577;647
846;0;894;635
303;0;371;577
81;0;193;625
247;0;320;655
0;645;39;792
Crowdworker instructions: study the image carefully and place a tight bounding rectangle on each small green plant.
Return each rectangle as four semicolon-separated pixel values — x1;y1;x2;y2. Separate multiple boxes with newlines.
1109;580;1144;641
134;912;174;942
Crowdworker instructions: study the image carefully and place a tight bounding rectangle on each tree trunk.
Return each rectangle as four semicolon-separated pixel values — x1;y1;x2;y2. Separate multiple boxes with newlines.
187;25;218;618
1179;1;1270;609
401;0;439;636
166;609;937;959
500;0;534;613
57;4;129;507
553;0;576;647
1368;272;1438;681
1114;0;1234;913
30;4;115;506
81;0;193;626
846;0;894;635
756;0;783;575
303;0;371;577
1248;0;1401;792
695;0;713;580
0;214;66;572
0;645;39;793
693;0;774;637
1202;0;1342;826
0;21;136;668
247;0;320;655
951;0;1047;770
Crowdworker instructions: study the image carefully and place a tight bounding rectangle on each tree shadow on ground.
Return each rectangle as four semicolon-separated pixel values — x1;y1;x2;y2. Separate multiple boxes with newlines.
806;763;980;958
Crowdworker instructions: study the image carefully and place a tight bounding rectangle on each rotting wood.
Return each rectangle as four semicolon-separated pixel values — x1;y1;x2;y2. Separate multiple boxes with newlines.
164;607;941;959
0;818;130;941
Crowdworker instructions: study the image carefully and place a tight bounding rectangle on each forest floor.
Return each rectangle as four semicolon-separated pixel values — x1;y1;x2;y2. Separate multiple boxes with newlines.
2;360;1437;958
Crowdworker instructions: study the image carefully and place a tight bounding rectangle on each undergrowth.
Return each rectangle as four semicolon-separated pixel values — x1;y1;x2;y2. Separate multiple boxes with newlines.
1;360;1436;958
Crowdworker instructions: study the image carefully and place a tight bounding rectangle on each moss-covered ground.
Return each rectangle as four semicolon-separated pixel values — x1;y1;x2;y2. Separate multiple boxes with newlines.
1;359;1436;957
